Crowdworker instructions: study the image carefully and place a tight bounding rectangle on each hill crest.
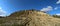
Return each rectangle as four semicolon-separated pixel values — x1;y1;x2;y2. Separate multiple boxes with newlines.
0;10;60;26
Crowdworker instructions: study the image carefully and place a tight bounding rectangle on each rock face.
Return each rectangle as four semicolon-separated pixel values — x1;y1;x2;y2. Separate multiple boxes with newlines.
0;10;60;26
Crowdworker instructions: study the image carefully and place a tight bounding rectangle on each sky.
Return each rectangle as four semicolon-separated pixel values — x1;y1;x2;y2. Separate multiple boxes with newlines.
0;0;60;16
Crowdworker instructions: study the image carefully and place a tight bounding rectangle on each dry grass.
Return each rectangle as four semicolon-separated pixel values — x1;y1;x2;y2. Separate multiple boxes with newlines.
0;10;60;26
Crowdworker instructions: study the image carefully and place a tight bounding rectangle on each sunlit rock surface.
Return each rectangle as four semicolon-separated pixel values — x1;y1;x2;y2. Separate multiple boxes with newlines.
0;10;60;26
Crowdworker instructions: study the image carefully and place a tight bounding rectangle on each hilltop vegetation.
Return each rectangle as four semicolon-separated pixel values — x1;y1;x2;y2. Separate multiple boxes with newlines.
53;15;60;18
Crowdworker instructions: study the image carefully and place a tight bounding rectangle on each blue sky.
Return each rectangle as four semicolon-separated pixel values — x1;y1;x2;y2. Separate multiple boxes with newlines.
0;0;60;16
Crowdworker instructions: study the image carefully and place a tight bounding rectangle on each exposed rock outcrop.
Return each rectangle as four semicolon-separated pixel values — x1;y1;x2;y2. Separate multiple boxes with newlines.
0;10;60;26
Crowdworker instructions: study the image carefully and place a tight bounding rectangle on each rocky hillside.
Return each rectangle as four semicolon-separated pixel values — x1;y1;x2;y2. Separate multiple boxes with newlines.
0;10;60;26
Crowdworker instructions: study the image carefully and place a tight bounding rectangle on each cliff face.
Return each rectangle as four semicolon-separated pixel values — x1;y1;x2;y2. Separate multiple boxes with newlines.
0;10;60;26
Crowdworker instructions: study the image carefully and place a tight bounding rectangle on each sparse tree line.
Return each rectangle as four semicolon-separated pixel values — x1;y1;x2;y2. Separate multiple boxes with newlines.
53;15;60;18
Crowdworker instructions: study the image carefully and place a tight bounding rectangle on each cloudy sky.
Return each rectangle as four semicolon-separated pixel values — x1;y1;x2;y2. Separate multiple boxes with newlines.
0;0;60;16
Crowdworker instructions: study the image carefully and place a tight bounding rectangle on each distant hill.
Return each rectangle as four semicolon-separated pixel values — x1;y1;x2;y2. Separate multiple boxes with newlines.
0;16;5;18
0;10;60;26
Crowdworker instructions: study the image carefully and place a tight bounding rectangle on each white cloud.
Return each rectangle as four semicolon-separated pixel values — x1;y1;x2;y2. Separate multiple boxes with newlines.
0;7;6;16
54;7;58;10
56;14;60;16
56;0;60;4
54;7;60;10
40;6;53;12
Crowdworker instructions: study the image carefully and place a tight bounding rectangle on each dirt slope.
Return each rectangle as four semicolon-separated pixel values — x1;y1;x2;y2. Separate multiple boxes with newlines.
0;10;60;26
